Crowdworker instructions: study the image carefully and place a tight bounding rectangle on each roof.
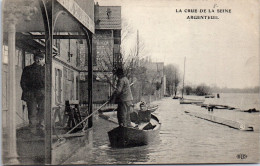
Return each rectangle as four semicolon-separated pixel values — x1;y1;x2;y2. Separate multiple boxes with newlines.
3;0;95;33
95;6;121;30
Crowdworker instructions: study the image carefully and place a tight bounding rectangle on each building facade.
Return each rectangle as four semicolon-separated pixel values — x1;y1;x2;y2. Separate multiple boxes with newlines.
2;0;95;164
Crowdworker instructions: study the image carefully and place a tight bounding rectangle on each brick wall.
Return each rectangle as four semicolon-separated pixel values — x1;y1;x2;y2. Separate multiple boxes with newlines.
94;30;114;71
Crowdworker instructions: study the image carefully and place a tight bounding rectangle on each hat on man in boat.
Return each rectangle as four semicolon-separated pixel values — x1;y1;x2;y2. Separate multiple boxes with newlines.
113;67;124;76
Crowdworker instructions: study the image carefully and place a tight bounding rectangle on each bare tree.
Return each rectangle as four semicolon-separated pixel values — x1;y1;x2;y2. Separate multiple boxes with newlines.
120;29;147;80
95;19;161;102
95;19;147;77
164;64;181;96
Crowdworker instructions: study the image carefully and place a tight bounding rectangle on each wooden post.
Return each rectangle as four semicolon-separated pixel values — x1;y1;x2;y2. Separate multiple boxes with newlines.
45;1;53;164
182;57;186;99
39;0;53;164
87;32;93;128
6;19;19;165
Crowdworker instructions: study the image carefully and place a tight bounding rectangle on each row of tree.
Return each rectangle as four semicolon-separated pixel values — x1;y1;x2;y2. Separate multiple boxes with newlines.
164;64;180;97
164;64;212;96
184;85;211;96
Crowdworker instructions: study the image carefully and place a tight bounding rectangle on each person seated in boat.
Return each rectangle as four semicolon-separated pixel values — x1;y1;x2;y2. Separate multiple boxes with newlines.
130;101;151;123
129;101;155;130
130;101;148;123
138;102;151;123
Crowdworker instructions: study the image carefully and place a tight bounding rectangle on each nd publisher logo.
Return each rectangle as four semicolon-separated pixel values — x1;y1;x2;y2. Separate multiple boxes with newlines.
236;154;247;159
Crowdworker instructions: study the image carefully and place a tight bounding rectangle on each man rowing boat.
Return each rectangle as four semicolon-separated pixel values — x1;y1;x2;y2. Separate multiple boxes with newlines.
110;68;133;127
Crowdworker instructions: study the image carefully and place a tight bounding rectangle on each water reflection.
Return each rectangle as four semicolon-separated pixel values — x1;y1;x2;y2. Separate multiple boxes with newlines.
66;117;162;164
67;94;259;164
107;146;150;164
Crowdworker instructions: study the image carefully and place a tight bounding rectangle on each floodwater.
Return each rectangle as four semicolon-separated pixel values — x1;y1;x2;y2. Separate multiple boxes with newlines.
65;93;260;165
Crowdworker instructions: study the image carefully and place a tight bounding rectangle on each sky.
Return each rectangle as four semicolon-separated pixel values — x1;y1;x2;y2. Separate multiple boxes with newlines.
96;0;260;89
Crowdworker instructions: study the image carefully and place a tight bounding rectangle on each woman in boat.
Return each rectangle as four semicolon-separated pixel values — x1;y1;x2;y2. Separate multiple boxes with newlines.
138;102;151;123
110;68;133;127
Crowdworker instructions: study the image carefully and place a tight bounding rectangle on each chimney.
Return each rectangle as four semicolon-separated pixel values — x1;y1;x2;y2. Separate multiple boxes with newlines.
94;2;100;24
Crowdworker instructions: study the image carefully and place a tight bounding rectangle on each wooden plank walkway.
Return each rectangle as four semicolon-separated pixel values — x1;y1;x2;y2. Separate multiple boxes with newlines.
184;111;254;131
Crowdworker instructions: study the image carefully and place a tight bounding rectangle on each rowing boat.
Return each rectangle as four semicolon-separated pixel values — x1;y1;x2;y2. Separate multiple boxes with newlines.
180;98;205;104
172;96;180;99
99;104;159;113
205;94;215;98
107;114;161;147
147;105;159;112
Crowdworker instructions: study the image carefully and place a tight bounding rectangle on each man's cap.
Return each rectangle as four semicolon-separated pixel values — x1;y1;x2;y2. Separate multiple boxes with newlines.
34;52;45;58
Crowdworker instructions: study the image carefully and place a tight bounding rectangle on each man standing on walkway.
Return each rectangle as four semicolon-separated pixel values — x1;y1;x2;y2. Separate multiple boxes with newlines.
20;52;45;134
111;68;133;127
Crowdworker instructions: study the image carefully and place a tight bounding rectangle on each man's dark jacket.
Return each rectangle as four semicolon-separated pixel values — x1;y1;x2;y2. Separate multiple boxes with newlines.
20;63;45;101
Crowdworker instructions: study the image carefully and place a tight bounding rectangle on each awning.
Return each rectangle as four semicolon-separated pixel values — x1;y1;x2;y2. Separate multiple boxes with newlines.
3;0;95;33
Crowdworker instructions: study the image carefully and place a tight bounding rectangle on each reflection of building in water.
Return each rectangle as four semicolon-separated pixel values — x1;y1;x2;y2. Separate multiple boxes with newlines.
2;0;97;165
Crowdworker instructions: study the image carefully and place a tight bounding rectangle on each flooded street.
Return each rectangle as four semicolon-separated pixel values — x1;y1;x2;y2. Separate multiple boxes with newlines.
66;94;260;164
2;0;260;165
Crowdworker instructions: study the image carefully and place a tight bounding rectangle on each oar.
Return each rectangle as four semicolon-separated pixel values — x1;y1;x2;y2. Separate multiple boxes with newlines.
67;79;136;134
66;100;110;134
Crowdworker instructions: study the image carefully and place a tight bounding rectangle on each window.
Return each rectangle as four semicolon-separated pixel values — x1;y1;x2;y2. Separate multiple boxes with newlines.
70;72;74;100
92;39;97;66
2;45;8;64
76;41;80;67
15;48;23;67
63;67;68;101
55;68;62;104
25;52;34;66
63;67;75;101
53;32;61;56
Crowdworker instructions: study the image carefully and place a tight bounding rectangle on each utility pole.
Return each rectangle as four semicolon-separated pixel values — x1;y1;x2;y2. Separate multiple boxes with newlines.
182;57;186;99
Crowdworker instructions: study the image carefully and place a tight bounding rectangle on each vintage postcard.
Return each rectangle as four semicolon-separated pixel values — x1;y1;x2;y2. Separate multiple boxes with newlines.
1;0;259;165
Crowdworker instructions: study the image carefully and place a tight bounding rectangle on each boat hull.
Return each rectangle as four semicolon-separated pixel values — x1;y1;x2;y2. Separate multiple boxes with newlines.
99;105;159;113
180;101;204;104
147;105;159;112
180;98;204;104
108;115;161;147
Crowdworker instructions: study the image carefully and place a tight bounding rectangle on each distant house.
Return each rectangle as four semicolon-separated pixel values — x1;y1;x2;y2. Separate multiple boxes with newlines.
141;59;166;100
